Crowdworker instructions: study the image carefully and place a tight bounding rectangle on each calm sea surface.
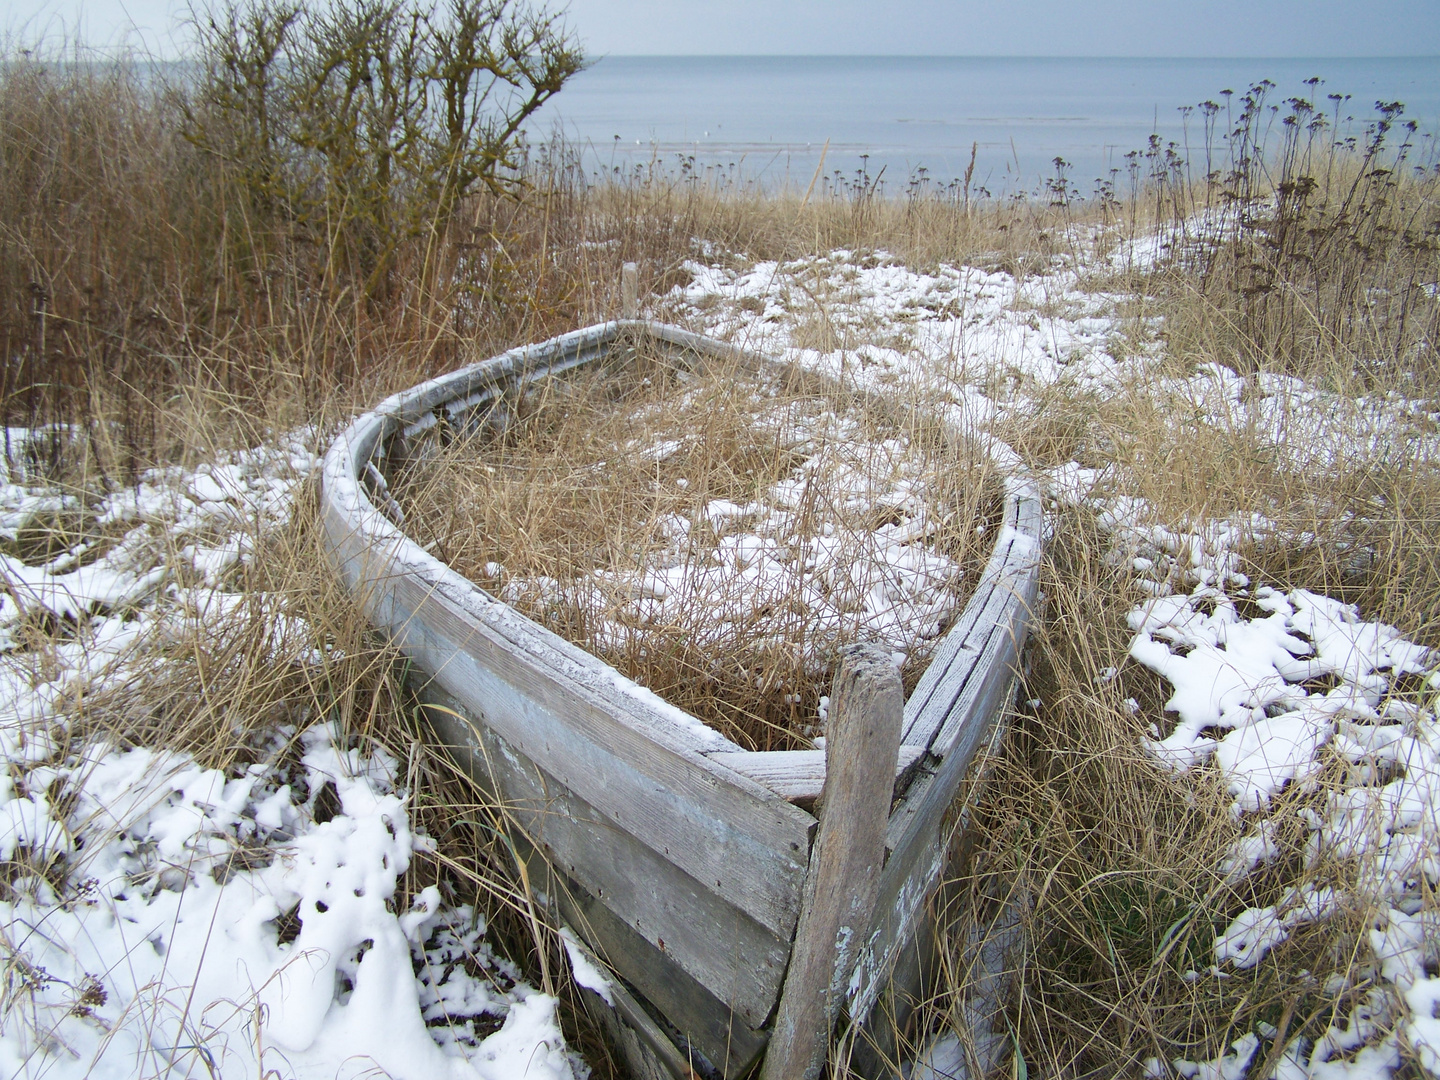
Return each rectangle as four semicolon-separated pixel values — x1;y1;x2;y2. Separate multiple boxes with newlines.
528;56;1440;193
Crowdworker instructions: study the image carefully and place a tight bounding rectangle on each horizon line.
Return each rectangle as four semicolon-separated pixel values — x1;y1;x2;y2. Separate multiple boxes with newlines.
587;53;1440;61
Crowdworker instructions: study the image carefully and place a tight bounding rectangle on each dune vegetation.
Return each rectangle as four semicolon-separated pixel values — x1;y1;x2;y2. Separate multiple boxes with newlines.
2;11;1437;1077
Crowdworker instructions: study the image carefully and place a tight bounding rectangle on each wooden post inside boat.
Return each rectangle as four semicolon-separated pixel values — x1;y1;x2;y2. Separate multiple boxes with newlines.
621;261;639;318
760;644;905;1080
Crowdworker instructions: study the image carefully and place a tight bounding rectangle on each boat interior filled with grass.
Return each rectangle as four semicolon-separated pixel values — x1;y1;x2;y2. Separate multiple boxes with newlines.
391;338;1000;751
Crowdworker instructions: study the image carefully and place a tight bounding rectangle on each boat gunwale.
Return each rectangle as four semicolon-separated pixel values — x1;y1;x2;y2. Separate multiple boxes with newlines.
320;323;819;932
318;318;1043;1055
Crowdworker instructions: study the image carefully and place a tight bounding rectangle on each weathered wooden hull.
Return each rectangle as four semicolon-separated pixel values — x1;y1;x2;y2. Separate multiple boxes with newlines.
319;322;1041;1078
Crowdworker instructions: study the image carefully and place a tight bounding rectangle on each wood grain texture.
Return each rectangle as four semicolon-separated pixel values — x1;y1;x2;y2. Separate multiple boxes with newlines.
849;491;1042;1021
760;645;905;1080
902;487;1038;750
706;746;925;806
420;696;772;1077
556;879;772;1079
319;319;1044;1069
416;688;792;1031
392;572;810;935
849;661;1021;1022
577;979;688;1080
320;501;813;945
550;857;771;1078
622;262;639;318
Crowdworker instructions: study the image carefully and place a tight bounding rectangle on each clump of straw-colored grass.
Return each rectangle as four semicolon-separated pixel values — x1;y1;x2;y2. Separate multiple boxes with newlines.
394;344;999;749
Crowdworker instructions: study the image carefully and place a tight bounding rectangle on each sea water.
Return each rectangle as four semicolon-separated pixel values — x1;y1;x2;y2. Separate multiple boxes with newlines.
527;55;1440;193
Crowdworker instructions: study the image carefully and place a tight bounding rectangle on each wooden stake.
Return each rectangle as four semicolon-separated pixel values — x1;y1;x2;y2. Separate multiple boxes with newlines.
621;262;639;319
760;644;904;1080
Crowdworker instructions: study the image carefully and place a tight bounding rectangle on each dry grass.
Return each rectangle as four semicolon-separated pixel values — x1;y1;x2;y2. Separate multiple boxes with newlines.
0;52;1076;478
393;342;998;750
915;96;1440;1078
935;432;1437;1077
0;391;617;1071
4;42;1438;1080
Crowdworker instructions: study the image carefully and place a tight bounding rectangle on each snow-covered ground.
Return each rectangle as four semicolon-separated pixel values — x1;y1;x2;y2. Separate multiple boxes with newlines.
0;442;584;1079
1;226;1435;1078
662;246;1440;1078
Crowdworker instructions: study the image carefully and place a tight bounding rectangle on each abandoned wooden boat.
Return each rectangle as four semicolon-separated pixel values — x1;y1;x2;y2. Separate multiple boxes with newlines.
319;321;1041;1079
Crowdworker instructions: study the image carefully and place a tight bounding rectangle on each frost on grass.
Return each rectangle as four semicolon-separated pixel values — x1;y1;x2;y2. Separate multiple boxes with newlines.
0;434;580;1080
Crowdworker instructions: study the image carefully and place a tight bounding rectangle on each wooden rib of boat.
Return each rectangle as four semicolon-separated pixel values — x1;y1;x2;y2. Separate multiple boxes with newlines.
319;321;1041;1079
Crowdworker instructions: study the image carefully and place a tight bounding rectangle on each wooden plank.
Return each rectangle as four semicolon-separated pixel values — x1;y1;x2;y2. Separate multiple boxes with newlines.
883;590;1032;862
389;572;812;936
921;536;1039;761
622;262;639;318
915;593;1018;755
903;495;1041;751
930;604;1036;759
705;746;925;806
557;879;771;1078
1015;489;1043;539
576;974;693;1080
904;506;1026;724
850;662;1022;1023
893;616;1028;872
321;322;1046;1061
882;639;1019;869
406;557;743;758
901;560;1012;748
901;521;1021;744
847;489;1040;1021
848;893;941;1080
439;581;747;758
760;645;904;1080
416;691;791;1029
320;504;813;944
418;688;779;1056
375;323;626;439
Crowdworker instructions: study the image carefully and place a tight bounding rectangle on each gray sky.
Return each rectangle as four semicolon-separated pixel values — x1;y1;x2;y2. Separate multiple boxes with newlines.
8;0;1440;59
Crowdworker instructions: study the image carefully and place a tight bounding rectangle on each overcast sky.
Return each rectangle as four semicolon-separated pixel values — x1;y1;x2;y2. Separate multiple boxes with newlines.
8;0;1440;59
